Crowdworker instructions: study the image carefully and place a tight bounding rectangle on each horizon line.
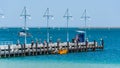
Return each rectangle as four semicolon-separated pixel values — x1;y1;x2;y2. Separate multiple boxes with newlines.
1;26;120;28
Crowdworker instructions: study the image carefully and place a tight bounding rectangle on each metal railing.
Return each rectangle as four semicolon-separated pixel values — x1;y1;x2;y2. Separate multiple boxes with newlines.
0;41;13;45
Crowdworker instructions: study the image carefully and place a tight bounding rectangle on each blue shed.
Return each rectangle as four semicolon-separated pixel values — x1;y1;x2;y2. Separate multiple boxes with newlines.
77;31;85;42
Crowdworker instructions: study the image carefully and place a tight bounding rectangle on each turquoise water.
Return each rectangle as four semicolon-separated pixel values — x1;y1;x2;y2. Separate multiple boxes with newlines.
0;28;120;68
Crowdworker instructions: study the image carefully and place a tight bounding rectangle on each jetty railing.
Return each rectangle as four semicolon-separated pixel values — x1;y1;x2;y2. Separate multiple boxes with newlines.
0;41;13;45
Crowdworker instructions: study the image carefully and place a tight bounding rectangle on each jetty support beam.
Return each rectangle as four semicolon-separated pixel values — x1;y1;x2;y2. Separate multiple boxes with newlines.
101;39;104;50
85;41;88;51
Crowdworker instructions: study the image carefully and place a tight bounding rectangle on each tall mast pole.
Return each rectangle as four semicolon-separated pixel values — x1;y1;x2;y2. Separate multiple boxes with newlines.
43;8;53;43
81;9;90;41
63;9;72;42
85;9;87;40
20;6;31;45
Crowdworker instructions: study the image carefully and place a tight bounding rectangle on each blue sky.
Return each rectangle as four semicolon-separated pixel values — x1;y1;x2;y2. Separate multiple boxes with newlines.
0;0;120;27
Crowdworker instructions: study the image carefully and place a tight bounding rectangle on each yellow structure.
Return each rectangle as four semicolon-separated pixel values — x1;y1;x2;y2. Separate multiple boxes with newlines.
58;49;68;54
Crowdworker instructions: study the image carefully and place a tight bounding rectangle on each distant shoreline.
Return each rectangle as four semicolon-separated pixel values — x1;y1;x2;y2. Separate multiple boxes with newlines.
0;27;120;29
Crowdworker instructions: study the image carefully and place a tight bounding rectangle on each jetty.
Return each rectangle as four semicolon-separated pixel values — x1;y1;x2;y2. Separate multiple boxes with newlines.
0;7;104;58
0;40;104;58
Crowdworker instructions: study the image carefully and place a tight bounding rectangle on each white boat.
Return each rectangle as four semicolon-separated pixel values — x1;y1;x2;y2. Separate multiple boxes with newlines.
18;30;31;37
22;27;29;30
76;30;85;33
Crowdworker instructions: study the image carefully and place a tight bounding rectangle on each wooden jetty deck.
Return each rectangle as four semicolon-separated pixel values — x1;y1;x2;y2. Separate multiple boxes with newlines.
0;40;104;58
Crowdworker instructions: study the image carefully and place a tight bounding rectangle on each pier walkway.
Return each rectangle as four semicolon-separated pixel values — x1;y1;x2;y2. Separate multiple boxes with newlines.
0;40;104;58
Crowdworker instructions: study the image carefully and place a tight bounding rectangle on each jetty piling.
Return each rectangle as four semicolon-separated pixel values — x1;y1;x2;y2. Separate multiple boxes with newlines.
8;45;10;57
67;42;69;52
32;44;34;56
23;44;26;56
17;46;20;57
13;48;15;57
39;46;42;55
4;47;6;58
28;47;31;56
85;41;88;52
102;39;104;50
76;42;79;52
21;44;23;56
57;41;59;50
47;42;49;54
94;40;96;51
35;42;38;55
43;44;46;54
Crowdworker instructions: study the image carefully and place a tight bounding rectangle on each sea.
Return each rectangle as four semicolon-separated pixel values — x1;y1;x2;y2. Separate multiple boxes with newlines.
0;28;120;68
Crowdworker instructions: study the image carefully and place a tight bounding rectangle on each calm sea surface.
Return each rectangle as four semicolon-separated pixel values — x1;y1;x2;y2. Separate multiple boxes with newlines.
0;28;120;68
